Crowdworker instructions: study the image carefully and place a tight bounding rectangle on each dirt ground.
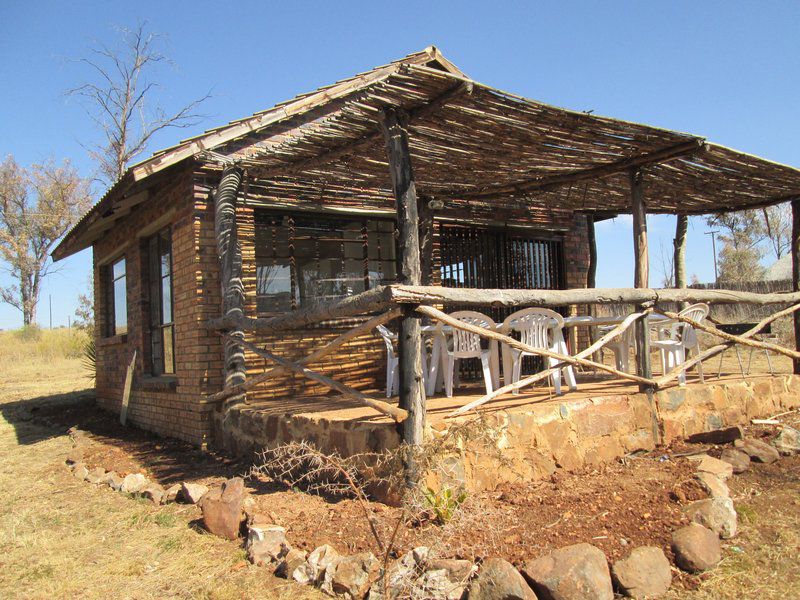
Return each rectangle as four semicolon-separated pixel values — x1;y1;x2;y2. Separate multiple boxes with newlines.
2;356;799;599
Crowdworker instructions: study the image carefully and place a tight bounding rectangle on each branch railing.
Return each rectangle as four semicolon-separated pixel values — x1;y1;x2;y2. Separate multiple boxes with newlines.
207;285;800;421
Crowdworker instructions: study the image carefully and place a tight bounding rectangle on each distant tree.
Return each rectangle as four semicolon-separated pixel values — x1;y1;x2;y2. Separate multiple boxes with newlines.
68;22;210;184
657;240;674;287
73;282;94;332
707;210;764;283
0;156;92;325
760;203;791;260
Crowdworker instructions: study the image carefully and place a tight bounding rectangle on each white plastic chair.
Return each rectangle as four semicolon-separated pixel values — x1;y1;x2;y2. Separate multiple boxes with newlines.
597;304;636;373
376;324;399;397
651;303;709;385
376;324;429;397
502;308;577;396
441;311;496;397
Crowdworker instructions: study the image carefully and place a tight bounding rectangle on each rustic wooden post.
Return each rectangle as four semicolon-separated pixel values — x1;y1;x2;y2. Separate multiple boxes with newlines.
418;195;435;286
792;198;800;374
674;214;688;289
586;213;599;359
215;165;246;402
630;168;660;443
379;108;426;453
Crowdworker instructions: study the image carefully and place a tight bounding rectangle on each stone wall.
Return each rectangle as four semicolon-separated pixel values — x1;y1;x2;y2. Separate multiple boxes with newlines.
225;375;800;493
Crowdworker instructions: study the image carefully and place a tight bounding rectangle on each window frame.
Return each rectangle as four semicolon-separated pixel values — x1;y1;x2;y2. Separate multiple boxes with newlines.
104;255;128;337
254;210;397;314
145;227;175;376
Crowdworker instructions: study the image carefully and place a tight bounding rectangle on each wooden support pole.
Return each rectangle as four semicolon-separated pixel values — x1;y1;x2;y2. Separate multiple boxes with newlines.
418;195;435;286
215;165;246;404
674;214;688;289
792;198;800;374
630;167;659;443
380;108;426;450
586;214;597;290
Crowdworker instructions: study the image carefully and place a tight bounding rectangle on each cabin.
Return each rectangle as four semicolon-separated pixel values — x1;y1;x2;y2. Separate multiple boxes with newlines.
54;48;800;482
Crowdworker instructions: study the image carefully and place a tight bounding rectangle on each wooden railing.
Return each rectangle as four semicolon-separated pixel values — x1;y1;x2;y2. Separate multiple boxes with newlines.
209;285;800;421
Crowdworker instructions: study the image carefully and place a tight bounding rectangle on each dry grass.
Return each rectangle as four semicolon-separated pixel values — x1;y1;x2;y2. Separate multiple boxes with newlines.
0;355;321;599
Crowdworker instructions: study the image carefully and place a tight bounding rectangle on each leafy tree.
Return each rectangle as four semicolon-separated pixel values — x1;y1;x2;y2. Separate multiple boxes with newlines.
706;210;764;283
0;156;92;325
68;22;210;184
73;280;94;331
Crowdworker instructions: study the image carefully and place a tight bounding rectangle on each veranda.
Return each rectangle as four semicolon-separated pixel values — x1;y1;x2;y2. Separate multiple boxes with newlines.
204;58;800;471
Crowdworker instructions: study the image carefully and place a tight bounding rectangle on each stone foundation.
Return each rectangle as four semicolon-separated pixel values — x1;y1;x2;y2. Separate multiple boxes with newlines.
224;375;800;492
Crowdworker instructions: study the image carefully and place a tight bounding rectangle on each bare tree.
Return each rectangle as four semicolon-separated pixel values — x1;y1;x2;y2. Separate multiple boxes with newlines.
0;156;92;325
760;203;791;260
68;22;210;184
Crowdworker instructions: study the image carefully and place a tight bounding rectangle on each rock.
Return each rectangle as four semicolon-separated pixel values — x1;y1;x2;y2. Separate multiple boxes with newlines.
71;462;89;480
141;483;166;504
694;472;729;499
611;546;672;599
687;454;734;480
322;552;379;599
367;547;428;599
522;543;613;600
276;548;307;579
426;559;477;600
686;426;743;445
719;448;750;473
65;448;84;465
163;484;182;503
293;544;340;586
671;524;721;573
121;473;149;494
180;482;209;504
773;426;800;455
85;467;107;484
198;477;246;540
734;438;780;463
468;557;536;600
684;497;737;539
247;525;289;566
105;472;124;491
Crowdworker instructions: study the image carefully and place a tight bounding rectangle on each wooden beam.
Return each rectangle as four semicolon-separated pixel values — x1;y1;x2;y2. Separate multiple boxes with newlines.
793;198;800;373
209;286;393;332
231;335;408;423
205;309;401;404
586;214;597;290
444;139;706;200
418;195;435;286
631;168;649;289
215;166;246;402
380;107;426;452
386;285;800;307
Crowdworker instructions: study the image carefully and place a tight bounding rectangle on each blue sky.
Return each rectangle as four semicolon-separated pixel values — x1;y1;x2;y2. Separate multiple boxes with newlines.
1;1;799;328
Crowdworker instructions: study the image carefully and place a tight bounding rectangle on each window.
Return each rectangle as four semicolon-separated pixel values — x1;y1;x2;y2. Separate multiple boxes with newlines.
104;256;127;336
146;228;175;375
255;213;396;312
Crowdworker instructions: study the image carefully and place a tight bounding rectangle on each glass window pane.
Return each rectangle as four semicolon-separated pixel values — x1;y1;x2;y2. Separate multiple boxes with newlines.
161;275;172;324
162;325;175;374
113;257;126;280
114;276;127;334
256;264;292;312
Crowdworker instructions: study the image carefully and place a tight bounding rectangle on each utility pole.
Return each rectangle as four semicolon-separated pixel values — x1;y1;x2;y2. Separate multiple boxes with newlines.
49;295;52;330
705;230;719;284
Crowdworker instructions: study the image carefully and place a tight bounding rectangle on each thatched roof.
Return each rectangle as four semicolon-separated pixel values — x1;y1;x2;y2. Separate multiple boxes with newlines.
54;46;800;260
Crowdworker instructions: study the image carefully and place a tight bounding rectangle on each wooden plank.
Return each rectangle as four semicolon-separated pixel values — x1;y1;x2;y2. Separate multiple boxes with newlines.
232;335;408;423
380;107;426;450
119;350;137;426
